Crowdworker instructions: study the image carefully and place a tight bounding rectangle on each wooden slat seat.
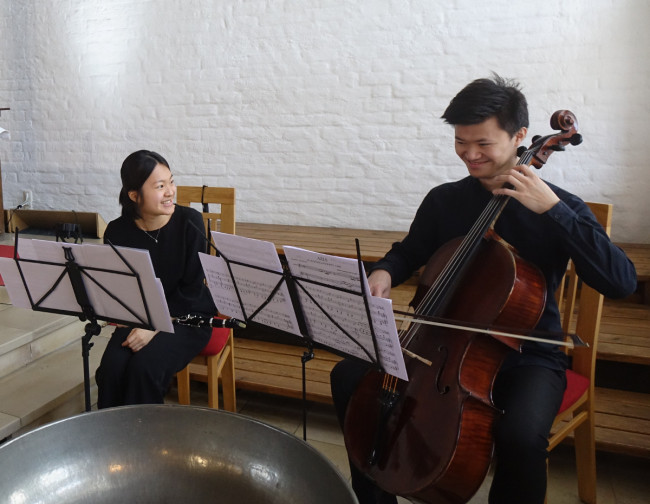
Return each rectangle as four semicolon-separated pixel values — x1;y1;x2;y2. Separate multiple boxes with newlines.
569;388;650;458
562;299;650;366
236;222;406;262
617;243;650;282
233;339;340;404
553;388;650;458
598;301;650;365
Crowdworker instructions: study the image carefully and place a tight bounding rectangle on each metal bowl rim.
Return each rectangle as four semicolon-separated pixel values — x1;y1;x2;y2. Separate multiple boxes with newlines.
0;403;348;481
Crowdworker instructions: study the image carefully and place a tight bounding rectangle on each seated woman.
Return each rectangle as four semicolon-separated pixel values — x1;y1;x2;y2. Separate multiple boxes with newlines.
95;150;215;408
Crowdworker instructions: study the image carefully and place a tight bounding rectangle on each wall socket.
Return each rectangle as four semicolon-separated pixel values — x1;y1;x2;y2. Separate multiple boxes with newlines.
23;190;33;208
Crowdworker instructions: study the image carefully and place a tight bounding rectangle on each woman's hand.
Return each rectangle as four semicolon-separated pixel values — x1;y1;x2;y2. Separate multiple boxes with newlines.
492;164;560;214
368;269;392;298
122;328;157;352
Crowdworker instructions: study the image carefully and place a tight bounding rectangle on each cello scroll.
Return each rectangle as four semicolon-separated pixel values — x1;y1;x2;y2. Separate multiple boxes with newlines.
525;110;583;169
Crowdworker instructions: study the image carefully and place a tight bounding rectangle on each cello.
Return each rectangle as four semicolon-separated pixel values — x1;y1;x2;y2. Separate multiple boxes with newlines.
343;110;583;503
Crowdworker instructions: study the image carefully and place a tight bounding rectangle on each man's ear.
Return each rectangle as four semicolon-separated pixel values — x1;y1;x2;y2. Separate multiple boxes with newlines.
514;127;527;147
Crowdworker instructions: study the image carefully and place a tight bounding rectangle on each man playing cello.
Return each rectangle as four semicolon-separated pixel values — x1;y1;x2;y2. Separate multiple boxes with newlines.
330;75;637;504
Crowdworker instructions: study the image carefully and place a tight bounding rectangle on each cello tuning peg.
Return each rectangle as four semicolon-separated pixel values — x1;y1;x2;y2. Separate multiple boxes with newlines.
551;144;566;151
532;135;542;143
570;133;583;146
517;146;527;157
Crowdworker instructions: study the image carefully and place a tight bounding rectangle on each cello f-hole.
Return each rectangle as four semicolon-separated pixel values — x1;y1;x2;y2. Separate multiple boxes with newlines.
435;345;450;395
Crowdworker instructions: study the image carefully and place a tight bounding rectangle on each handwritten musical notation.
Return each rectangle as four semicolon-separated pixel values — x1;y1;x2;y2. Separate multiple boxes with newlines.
198;232;407;380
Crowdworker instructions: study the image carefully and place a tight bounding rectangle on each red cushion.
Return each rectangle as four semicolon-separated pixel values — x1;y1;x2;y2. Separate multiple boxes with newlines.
0;245;16;286
558;369;590;413
200;319;230;355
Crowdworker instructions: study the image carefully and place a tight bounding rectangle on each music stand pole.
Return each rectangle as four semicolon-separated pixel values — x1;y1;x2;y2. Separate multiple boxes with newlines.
81;321;102;411
60;245;104;412
301;341;315;441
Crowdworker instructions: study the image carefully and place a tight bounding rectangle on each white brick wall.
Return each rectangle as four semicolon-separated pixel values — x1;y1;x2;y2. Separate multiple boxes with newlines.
0;0;648;243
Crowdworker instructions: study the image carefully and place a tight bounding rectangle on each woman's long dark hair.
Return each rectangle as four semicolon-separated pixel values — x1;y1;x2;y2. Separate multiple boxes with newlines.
119;150;170;220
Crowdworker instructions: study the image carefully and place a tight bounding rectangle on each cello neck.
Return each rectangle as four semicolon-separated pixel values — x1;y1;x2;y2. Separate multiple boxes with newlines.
411;140;550;322
414;192;509;318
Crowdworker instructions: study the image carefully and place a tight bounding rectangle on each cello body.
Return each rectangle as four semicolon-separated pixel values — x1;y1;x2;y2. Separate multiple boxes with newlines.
343;235;546;503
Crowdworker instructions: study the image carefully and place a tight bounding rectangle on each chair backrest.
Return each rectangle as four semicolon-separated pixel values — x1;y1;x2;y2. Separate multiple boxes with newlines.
556;202;612;378
176;186;236;254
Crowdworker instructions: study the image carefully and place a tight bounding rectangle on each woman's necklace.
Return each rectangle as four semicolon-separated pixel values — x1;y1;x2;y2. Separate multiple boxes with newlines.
138;215;170;244
142;227;161;243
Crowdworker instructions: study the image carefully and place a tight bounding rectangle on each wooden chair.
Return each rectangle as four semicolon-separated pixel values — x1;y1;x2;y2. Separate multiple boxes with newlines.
176;186;236;239
175;186;237;412
548;202;612;504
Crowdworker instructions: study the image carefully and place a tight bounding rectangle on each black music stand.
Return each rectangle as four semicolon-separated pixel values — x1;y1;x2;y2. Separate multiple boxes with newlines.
200;234;403;440
4;231;171;412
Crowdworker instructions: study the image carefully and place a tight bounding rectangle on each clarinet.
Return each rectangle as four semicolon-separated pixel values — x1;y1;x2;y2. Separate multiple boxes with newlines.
174;314;247;329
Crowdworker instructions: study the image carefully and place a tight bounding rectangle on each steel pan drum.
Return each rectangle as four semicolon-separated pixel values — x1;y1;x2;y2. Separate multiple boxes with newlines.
0;405;358;503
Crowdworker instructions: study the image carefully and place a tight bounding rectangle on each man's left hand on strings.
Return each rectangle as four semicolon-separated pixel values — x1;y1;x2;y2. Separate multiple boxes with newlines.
492;164;560;214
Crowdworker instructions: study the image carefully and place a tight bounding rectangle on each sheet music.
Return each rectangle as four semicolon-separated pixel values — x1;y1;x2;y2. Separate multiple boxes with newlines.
199;232;302;336
283;246;407;380
0;239;173;332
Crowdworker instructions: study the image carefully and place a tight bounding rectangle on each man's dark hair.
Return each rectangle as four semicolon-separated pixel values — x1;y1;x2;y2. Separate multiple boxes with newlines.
118;150;170;220
441;74;529;136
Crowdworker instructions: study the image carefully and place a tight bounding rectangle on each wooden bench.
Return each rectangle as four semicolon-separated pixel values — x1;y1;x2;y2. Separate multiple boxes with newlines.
598;300;650;365
592;388;650;458
617;243;650;303
581;241;650;457
236;222;406;262
234;339;338;404
557;299;650;457
231;222;650;457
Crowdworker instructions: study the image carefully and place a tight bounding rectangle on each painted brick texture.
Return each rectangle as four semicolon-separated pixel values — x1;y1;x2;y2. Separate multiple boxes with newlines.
0;0;648;242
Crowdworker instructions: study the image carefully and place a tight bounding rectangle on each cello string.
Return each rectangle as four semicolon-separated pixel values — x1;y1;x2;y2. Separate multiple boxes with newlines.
399;195;506;347
391;194;503;384
398;219;486;346
399;148;535;350
380;367;398;394
415;194;505;311
406;148;534;327
405;150;532;341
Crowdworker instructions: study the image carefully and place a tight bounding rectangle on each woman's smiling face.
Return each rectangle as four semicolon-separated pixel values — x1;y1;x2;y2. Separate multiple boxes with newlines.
129;163;176;221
